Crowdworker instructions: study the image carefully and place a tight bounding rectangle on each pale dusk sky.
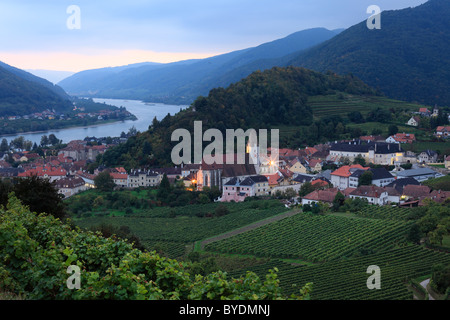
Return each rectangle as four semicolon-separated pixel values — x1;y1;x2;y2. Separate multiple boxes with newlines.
0;0;427;72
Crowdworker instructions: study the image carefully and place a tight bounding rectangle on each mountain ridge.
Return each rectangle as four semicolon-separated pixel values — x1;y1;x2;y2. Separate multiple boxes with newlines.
58;28;342;104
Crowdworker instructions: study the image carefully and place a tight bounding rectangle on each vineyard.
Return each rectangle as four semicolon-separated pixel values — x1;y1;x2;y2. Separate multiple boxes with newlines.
204;213;413;262
307;94;420;120
75;200;288;258
228;245;450;300
354;206;412;220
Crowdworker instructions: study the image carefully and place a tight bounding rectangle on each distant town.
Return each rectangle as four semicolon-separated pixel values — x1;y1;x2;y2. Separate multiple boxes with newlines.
1;106;449;208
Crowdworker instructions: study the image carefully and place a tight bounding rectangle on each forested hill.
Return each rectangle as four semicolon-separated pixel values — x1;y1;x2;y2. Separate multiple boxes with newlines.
99;66;380;169
0;62;72;117
287;0;450;106
58;28;342;104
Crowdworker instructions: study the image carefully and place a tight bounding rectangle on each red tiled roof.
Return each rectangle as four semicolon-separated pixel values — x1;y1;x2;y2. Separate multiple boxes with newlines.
264;173;280;186
402;185;431;198
331;164;369;177
303;188;339;203
110;173;128;180
311;179;329;188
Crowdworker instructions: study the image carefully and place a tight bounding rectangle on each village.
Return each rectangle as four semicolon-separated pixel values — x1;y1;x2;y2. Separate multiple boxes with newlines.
0;114;449;209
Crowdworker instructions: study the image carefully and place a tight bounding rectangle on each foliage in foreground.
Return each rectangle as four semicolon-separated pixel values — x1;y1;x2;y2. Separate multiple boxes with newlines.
0;194;312;300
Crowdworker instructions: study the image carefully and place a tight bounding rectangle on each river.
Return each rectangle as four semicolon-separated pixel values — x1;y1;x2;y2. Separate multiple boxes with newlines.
0;99;188;145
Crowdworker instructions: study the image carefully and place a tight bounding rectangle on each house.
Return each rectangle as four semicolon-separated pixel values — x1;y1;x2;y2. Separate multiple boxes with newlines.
395;167;440;182
109;172;129;188
329;141;404;165
419;108;431;117
292;174;314;185
384;187;401;204
18;165;67;182
386;133;416;144
197;154;257;190
75;170;96;189
402;185;431;201
55;176;86;198
311;178;330;189
407;116;420;127
418;150;438;164
301;188;339;206
368;168;396;187
385;177;420;193
307;159;323;172
286;157;308;174
425;190;450;204
445;155;450;169
349;185;388;206
0;167;25;178
330;164;369;190
221;175;269;202
348;167;394;188
181;163;201;177
128;170;161;188
435;126;450;138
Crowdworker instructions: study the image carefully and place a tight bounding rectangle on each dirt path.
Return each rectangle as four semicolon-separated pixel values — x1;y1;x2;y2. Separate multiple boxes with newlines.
199;208;300;250
420;279;435;300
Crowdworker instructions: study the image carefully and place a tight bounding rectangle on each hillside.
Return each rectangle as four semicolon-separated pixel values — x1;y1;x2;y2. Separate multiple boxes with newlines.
58;28;342;104
0;62;73;117
98;66;381;169
287;0;450;106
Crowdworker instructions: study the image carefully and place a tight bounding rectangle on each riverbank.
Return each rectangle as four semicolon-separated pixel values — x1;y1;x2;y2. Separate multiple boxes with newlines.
0;116;137;138
0;98;187;144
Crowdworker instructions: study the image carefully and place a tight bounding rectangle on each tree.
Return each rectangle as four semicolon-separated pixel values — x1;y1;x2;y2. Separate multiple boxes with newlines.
11;136;25;151
431;263;450;294
388;124;399;136
40;135;49;147
359;171;373;186
332;191;345;211
407;224;422;244
157;174;172;201
48;134;60;146
94;171;116;192
0;138;9;152
10;176;66;219
299;182;316;197
353;154;366;166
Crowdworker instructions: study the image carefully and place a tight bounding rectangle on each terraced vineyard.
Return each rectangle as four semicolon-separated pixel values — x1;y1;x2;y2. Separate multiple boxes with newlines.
228;245;450;300
204;213;412;262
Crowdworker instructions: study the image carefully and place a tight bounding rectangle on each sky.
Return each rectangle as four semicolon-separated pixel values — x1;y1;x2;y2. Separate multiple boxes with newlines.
0;0;427;73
